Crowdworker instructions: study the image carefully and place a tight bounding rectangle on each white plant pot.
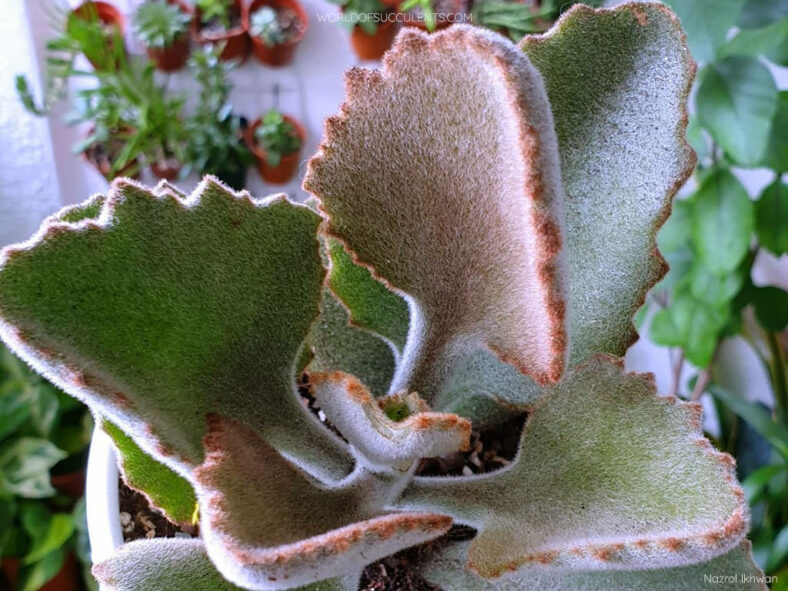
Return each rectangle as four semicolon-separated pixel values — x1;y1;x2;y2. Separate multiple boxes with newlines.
86;426;124;569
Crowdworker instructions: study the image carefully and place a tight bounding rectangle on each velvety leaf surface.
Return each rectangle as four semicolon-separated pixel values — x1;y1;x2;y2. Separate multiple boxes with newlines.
0;178;353;481
326;239;409;354
194;414;452;590
397;356;748;577
307;290;397;397
93;538;356;591
697;56;778;167
304;25;567;400
310;371;470;468
521;2;696;365
419;540;767;590
102;420;196;525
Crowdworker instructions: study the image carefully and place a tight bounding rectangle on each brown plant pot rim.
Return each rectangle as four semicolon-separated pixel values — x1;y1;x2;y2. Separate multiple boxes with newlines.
246;114;306;184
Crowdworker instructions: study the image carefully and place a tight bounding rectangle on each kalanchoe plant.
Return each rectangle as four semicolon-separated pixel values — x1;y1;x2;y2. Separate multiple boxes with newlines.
254;109;303;167
0;5;770;591
133;1;192;49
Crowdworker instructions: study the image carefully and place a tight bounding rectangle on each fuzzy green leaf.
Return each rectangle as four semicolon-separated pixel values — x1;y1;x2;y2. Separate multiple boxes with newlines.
697;57;778;166
664;0;745;64
326;239;409;354
755;180;788;255
691;169;754;274
397;357;747;577
521;2;696;364
193;414;452;589
103;420;196;525
93;538;357;591
419;540;767;590
305;25;568;401
307;290;397;397
0;179;353;482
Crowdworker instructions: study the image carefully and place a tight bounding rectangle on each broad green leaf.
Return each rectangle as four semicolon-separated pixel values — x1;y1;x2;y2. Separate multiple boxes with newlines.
419;540;767;590
658;199;694;254
0;438;66;498
310;371;470;468
737;0;788;29
743;464;787;504
0;179;353;482
769;526;788;573
0;495;16;553
650;287;728;366
751;286;788;331
686;116;711;162
307;290;397;397
717;18;788;64
689;265;744;306
398;357;747;577
326;239;409;354
763;92;788;172
696;57;778;166
23;512;74;564
93;538;358;591
664;0;745;63
522;3;696;364
193;414;452;588
103;420;196;525
708;384;788;458
0;384;31;441
691;169;754;274
755;180;788;254
305;25;568;400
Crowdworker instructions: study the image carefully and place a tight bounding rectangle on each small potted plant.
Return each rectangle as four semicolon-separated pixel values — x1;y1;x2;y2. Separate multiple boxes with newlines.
67;2;128;71
247;108;305;184
245;0;308;67
183;47;254;188
133;0;193;71
329;0;398;61
400;0;467;31
192;0;249;62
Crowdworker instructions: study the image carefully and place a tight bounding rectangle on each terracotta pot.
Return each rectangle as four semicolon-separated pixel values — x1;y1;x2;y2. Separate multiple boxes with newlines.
246;115;305;185
401;0;465;31
151;159;182;181
81;128;141;181
145;0;193;72
349;15;397;61
244;0;308;67
51;470;86;498
72;1;127;69
192;0;250;62
2;553;81;591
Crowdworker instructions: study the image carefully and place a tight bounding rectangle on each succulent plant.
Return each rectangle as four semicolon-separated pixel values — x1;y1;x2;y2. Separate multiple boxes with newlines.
0;4;769;591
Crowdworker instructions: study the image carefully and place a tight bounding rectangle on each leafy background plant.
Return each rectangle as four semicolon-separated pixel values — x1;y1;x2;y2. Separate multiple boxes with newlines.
254;108;302;166
133;1;191;49
0;344;94;591
645;1;788;585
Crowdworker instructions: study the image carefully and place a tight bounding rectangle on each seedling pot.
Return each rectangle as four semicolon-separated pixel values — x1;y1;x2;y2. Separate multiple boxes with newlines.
192;0;250;62
81;128;141;182
72;1;127;69
145;0;193;72
247;114;305;184
349;14;398;61
244;0;308;67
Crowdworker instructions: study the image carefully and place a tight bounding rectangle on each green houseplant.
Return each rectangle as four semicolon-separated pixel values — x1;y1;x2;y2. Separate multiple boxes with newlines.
328;0;397;61
248;108;304;184
183;47;253;189
0;5;771;590
0;345;93;591
133;0;193;71
192;0;249;62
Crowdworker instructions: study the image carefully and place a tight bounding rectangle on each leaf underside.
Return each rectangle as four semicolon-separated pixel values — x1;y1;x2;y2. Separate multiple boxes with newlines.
304;24;568;401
